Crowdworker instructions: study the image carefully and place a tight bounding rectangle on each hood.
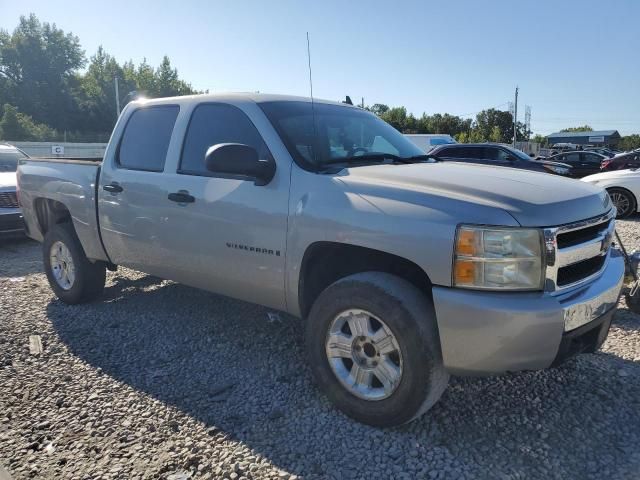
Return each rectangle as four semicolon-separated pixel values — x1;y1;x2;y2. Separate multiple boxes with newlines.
338;162;611;227
0;171;17;189
582;169;640;182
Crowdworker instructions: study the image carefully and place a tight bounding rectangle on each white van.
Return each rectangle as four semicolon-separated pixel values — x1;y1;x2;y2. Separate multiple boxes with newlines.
404;134;457;153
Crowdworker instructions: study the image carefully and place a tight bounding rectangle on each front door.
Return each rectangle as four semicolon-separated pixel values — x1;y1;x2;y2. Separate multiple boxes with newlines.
155;102;290;311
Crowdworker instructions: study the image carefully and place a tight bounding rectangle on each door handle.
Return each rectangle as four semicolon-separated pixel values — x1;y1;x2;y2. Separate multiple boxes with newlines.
168;191;195;203
103;183;123;193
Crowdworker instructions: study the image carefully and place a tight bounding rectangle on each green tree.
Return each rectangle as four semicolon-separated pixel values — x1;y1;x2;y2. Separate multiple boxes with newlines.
0;14;85;131
531;134;548;146
474;108;513;143
368;104;389;116
380;107;409;131
560;125;593;132
78;46;134;133
619;134;640;151
0;104;57;140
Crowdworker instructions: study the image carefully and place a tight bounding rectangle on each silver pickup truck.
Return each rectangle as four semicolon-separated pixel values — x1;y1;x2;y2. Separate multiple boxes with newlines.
17;94;624;426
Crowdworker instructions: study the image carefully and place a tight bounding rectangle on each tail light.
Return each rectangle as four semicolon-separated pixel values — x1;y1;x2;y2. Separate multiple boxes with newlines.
601;160;611;170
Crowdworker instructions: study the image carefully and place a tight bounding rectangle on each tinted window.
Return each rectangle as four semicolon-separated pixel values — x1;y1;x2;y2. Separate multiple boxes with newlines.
439;146;482;159
562;153;581;165
484;147;512;162
0;149;27;172
180;103;271;175
259;101;423;169
118;106;179;171
582;153;604;165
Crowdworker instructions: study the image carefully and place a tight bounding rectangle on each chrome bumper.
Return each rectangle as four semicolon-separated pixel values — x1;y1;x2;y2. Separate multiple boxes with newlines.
432;249;624;376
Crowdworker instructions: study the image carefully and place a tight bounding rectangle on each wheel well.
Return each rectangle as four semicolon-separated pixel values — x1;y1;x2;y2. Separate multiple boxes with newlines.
299;242;433;318
34;198;72;236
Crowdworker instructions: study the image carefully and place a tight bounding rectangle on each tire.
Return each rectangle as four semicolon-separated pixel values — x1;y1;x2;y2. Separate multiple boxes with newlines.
43;222;106;304
305;272;449;427
607;187;637;218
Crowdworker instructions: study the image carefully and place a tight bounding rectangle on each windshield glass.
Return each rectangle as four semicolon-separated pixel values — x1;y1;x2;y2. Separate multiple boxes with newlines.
0;149;26;172
259;101;425;169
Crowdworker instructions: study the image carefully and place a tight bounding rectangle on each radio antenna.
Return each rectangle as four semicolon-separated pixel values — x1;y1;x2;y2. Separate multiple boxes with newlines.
306;32;318;164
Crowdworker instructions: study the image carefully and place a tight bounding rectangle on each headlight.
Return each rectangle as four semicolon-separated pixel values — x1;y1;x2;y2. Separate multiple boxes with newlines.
453;226;544;290
544;164;570;175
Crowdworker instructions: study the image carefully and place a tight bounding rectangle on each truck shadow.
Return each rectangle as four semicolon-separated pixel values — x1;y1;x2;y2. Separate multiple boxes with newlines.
47;272;640;479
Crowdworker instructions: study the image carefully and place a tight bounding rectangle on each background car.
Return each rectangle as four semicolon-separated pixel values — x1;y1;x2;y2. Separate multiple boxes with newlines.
430;143;572;175
584;147;617;158
547;151;608;178
0;143;29;239
601;151;640;171
404;134;457;152
582;168;640;218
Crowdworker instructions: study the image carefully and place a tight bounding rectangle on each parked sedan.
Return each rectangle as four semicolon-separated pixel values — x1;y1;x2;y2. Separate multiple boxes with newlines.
582;168;640;218
601;151;640;172
0;144;28;239
430;143;572;175
547;151;608;178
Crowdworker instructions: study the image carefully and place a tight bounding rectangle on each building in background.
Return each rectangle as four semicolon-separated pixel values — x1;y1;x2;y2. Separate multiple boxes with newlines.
546;130;621;149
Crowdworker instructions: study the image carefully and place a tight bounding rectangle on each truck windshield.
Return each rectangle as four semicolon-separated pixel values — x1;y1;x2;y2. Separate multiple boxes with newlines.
259;101;426;170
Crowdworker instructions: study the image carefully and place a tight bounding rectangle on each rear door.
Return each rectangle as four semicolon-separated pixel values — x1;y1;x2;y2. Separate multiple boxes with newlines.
556;152;582;177
579;152;606;176
98;104;180;275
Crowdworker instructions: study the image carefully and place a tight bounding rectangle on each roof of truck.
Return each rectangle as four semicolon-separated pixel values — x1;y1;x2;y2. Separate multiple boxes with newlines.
129;92;352;108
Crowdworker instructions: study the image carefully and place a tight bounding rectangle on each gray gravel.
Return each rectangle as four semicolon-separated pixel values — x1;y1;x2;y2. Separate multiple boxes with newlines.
1;217;640;479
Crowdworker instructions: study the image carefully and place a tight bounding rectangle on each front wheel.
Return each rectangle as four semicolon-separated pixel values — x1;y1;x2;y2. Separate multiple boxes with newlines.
43;223;106;304
305;272;449;427
607;188;636;218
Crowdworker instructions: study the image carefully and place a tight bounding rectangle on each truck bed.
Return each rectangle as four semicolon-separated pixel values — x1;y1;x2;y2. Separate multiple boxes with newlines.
17;157;108;262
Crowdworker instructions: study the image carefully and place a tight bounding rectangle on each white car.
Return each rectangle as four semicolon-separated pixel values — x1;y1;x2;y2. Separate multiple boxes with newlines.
582;168;640;218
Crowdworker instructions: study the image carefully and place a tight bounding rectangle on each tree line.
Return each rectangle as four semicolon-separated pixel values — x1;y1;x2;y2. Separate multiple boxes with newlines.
1;14;639;151
0;14;197;142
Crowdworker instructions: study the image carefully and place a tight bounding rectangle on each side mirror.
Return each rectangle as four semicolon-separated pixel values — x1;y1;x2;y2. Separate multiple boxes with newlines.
529;153;536;158
205;143;276;186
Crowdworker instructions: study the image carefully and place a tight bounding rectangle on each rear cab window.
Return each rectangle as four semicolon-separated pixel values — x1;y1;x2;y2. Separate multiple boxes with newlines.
117;105;180;171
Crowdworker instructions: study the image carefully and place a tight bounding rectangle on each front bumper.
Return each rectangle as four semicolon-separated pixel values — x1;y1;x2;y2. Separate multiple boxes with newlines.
0;209;25;239
432;249;624;376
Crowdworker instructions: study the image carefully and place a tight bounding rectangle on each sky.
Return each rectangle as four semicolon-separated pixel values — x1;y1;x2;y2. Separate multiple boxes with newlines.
1;0;639;135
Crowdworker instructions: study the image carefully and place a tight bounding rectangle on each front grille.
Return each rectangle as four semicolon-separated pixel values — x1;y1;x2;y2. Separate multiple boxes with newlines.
557;255;606;286
556;219;610;248
547;211;615;292
0;191;18;208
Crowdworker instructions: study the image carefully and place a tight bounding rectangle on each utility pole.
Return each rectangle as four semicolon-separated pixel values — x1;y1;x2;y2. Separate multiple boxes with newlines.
512;86;518;148
114;76;121;117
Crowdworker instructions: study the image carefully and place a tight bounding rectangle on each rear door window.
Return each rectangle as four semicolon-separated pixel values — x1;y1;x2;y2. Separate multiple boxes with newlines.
484;147;511;162
180;103;271;175
441;147;482;159
582;153;604;165
118;106;179;171
562;153;581;165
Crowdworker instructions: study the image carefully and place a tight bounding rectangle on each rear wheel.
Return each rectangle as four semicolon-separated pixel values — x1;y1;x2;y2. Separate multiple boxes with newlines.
607;188;636;218
43;223;106;304
305;272;449;427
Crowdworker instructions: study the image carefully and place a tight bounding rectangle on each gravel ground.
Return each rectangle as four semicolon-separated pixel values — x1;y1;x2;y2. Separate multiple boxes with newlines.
1;217;639;480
